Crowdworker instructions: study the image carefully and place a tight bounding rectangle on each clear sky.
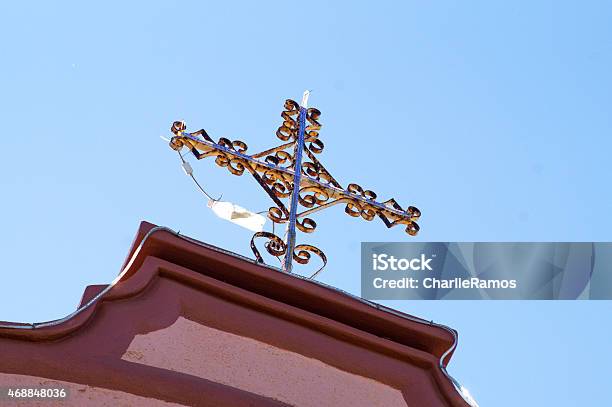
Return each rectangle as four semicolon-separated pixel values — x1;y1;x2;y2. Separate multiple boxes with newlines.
1;1;611;406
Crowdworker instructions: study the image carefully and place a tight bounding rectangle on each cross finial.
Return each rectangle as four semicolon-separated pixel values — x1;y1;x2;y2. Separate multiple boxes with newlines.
166;94;421;278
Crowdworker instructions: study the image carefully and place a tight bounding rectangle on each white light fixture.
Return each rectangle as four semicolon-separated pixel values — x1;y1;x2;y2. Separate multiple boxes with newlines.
207;200;266;232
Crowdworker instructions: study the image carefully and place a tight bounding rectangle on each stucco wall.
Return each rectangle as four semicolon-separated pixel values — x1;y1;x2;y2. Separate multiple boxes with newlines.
122;317;407;407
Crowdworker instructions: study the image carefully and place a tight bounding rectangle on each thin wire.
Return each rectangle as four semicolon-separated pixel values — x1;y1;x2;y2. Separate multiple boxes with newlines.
176;147;268;212
190;174;218;201
176;150;220;202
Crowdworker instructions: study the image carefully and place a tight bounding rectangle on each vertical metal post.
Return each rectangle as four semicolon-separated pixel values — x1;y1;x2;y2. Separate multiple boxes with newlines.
283;91;309;272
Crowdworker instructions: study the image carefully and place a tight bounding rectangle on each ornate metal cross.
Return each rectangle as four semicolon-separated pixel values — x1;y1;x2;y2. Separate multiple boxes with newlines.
166;93;421;277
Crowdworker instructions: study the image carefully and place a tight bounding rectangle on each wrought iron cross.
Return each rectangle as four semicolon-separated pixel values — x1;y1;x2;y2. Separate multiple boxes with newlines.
167;92;421;277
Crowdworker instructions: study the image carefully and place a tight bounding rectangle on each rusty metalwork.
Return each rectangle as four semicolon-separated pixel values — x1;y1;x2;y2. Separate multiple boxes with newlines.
167;95;421;278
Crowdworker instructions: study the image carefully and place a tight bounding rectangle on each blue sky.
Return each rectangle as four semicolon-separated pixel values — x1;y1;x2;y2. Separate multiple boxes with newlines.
1;1;611;406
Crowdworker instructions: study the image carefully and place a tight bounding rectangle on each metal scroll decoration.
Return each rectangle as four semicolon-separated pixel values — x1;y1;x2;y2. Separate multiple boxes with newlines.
166;96;421;278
